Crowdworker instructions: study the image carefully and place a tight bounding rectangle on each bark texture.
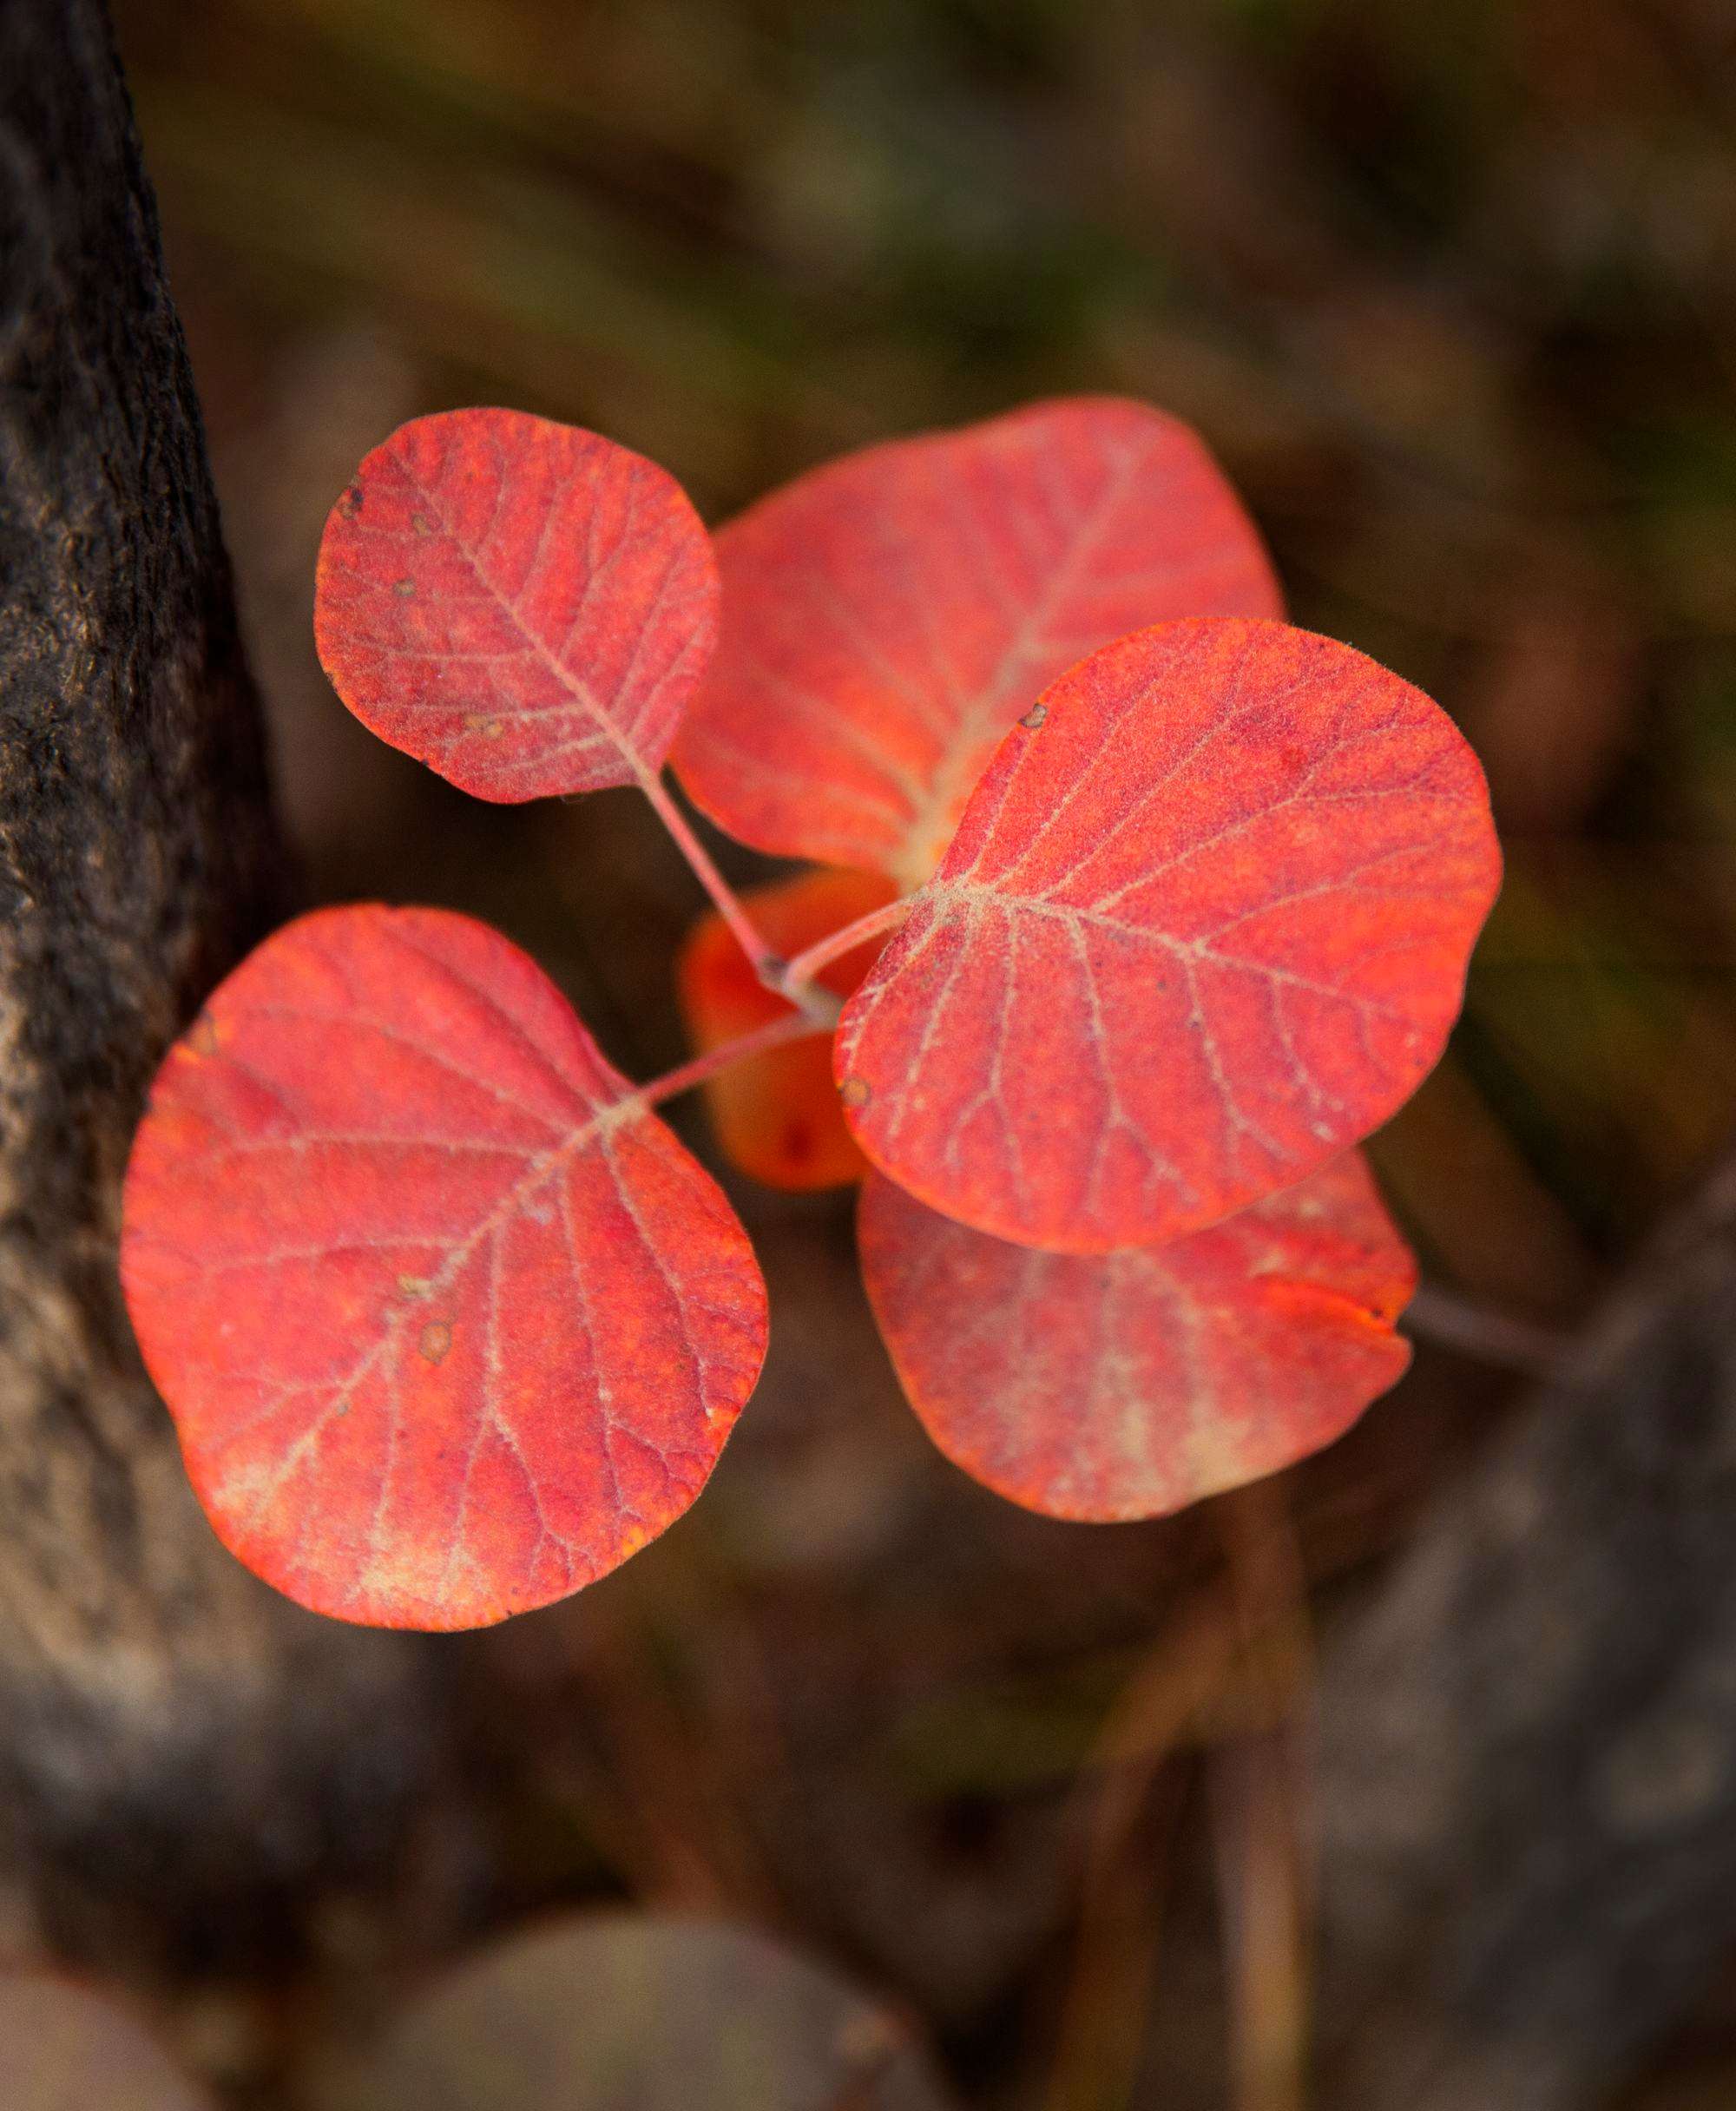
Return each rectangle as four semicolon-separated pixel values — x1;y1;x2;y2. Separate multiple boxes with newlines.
0;0;437;1963
1316;1153;1736;2108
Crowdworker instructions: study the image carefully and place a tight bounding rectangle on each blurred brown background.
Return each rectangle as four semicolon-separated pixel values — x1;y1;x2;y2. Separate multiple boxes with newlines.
100;0;1736;2102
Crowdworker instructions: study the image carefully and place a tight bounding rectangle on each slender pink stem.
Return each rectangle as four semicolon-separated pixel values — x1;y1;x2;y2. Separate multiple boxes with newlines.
637;1008;826;1113
636;766;786;986
781;896;913;993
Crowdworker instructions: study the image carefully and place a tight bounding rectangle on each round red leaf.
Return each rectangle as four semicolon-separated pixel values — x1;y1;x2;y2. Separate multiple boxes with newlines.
673;397;1280;886
315;409;718;801
122;906;767;1629
859;1157;1415;1521
836;618;1502;1251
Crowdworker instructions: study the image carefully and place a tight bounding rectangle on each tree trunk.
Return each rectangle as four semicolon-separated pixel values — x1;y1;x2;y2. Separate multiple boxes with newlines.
0;0;439;1966
1316;1152;1736;2108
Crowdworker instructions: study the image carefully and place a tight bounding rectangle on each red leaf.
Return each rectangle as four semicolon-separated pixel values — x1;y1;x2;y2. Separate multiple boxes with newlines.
121;906;767;1630
859;1156;1415;1521
836;619;1502;1252
0;1974;209;2110
676;867;898;1190
315;409;718;801
672;398;1280;886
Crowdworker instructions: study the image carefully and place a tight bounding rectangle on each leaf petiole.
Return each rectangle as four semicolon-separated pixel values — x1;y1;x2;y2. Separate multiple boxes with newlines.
635;763;782;967
637;1006;832;1115
637;765;907;1025
779;897;912;996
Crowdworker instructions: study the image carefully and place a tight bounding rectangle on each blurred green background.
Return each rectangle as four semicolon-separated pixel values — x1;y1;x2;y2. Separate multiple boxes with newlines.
107;2;1736;2104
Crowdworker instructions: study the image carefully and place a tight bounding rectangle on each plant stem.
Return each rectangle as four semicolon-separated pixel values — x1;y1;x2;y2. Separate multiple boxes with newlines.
637;1008;827;1114
635;764;788;984
1404;1283;1567;1376
1213;1483;1313;2111
636;765;901;1023
781;896;913;993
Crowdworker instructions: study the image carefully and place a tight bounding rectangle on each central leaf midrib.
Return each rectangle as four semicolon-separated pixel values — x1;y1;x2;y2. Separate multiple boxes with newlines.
232;1091;645;1541
891;436;1152;878
403;457;651;786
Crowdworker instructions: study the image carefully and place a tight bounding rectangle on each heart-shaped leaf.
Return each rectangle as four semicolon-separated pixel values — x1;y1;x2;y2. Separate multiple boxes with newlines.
0;1974;209;2110
673;398;1281;887
859;1155;1415;1519
122;906;767;1629
836;619;1502;1251
315;1914;954;2111
315;409;718;801
677;867;898;1190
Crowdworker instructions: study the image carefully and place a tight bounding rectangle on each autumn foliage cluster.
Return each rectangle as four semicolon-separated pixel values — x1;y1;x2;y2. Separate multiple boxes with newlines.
118;398;1501;1631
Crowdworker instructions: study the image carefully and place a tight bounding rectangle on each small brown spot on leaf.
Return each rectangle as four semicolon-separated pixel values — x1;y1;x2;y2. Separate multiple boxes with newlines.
1020;701;1048;730
418;1319;453;1365
188;1012;220;1058
839;1076;871;1111
393;576;416;598
411;512;436;536
337;483;363;518
398;1273;432;1298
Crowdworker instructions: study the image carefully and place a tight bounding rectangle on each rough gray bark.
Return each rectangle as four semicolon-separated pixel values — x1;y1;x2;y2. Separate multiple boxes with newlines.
1315;1153;1736;2108
0;0;437;1963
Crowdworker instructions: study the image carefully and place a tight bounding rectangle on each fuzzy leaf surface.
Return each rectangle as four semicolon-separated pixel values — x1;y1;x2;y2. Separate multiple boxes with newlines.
860;1156;1415;1519
837;619;1502;1251
0;1976;209;2110
122;905;766;1629
673;398;1280;886
677;867;898;1189
317;1915;954;2111
315;408;717;800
